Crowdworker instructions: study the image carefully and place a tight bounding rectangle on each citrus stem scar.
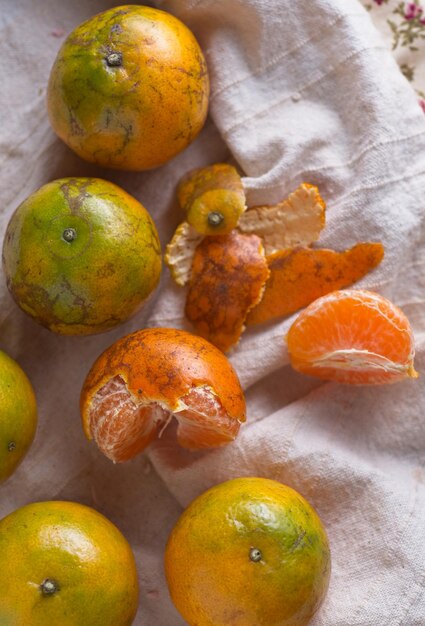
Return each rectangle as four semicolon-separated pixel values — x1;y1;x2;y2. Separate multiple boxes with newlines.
62;227;77;243
106;52;122;67
207;211;224;227
40;578;59;596
249;547;262;562
7;441;16;452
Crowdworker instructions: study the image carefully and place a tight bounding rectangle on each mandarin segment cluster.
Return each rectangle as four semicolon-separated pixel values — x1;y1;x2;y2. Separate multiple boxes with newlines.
0;4;419;626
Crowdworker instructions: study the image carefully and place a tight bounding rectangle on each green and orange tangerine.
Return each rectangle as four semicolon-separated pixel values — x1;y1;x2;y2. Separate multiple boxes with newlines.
2;177;161;335
0;501;139;626
0;350;37;484
177;163;246;235
47;5;209;170
165;477;331;626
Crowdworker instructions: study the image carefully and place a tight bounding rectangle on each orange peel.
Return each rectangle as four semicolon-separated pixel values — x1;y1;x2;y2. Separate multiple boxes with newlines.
80;328;246;462
164;221;204;286
238;183;326;255
185;231;270;351
247;242;385;326
177;163;246;235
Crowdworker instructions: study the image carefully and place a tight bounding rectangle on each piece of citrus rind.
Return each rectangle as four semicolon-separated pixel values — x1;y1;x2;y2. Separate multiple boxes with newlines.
247;242;385;326
238;183;326;255
185;231;270;352
164;221;204;286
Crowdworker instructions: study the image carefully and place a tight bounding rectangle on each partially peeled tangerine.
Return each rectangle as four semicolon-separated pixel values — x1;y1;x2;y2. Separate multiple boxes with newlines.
80;328;246;462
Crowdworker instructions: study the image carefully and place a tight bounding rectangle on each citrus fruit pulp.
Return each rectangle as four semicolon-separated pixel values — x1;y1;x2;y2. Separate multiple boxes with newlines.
2;177;161;335
0;350;37;483
0;500;139;626
47;5;209;170
165;477;331;626
81;328;246;462
287;289;417;384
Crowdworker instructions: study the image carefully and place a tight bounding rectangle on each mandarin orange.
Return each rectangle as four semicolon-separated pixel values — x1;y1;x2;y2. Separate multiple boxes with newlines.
47;6;209;170
287;289;417;384
2;178;161;335
81;328;246;462
0;501;138;626
165;477;331;626
0;350;37;483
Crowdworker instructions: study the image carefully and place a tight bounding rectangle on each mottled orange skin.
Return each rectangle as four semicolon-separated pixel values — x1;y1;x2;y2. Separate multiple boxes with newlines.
0;350;37;484
165;477;331;626
0;501;139;626
287;289;417;385
185;231;270;351
81;328;246;459
47;6;209;170
2;178;161;335
177;164;246;235
247;242;384;326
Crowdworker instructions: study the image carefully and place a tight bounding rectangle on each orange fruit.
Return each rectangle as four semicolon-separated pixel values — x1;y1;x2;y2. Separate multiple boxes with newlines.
0;350;37;483
287;289;418;385
2;177;161;335
47;5;209;170
81;328;246;462
177;164;246;235
165;477;331;626
0;500;138;626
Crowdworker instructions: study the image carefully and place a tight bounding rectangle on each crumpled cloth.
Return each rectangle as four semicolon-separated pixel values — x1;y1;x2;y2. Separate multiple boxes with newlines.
1;1;425;624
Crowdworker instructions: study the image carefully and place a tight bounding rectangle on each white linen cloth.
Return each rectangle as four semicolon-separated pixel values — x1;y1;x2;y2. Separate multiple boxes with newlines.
1;0;425;624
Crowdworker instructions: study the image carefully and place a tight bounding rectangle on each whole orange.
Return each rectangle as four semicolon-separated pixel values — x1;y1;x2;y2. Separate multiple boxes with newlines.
2;177;161;335
47;5;209;170
0;500;139;626
165;477;331;626
0;350;37;483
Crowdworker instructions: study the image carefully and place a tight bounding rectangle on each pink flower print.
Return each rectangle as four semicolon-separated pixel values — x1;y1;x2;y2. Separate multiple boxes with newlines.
404;3;423;19
419;99;425;113
373;0;385;4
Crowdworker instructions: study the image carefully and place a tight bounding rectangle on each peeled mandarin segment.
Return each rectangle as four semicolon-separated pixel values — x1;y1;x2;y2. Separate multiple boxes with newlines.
185;231;270;352
287;289;418;385
238;183;326;255
247;242;385;326
80;328;246;462
164;221;204;286
177;163;246;235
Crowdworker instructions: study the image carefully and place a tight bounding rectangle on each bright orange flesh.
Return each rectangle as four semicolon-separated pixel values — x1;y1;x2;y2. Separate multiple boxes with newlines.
247;242;384;326
185;231;270;351
81;328;246;462
287;289;417;385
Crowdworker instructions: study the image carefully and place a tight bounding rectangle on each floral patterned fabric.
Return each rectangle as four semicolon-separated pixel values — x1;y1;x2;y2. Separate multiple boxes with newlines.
362;0;425;111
